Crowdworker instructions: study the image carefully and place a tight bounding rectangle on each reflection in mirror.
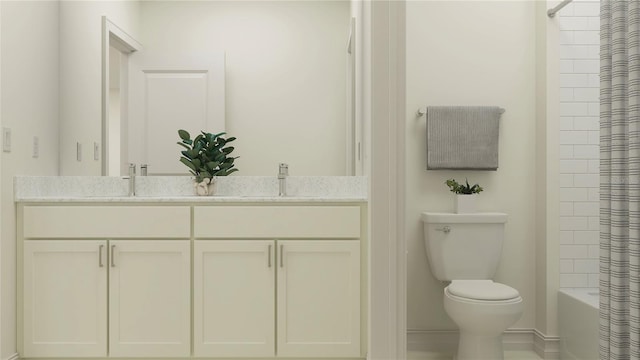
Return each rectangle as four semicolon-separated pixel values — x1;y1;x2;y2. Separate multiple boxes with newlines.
1;1;366;177
98;1;363;177
108;46;123;176
102;17;142;176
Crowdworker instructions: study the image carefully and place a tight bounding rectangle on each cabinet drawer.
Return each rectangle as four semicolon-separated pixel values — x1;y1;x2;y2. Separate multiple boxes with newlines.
194;206;360;239
23;206;191;238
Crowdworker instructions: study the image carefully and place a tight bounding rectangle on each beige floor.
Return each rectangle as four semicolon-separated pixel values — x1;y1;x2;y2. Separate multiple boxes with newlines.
408;350;543;360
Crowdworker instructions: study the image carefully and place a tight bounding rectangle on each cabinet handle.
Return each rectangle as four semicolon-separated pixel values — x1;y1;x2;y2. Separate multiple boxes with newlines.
110;245;116;267
268;244;272;268
99;245;104;267
280;245;284;268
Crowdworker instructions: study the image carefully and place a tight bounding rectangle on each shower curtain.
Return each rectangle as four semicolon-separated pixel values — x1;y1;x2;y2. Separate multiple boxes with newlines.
600;0;640;359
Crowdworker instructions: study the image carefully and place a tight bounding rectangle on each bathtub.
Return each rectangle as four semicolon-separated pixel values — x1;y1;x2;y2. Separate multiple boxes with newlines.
558;288;599;360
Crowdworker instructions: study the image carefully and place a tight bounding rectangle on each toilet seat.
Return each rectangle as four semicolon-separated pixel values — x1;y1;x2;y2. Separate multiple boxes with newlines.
446;280;520;301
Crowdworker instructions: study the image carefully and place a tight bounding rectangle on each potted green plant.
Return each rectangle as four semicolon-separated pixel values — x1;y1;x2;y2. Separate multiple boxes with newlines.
445;178;483;213
177;129;238;195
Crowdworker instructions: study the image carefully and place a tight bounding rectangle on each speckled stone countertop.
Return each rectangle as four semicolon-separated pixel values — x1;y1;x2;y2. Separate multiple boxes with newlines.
14;176;368;203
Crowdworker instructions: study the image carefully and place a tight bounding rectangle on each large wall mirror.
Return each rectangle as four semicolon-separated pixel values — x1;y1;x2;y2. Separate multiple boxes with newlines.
99;1;365;177
1;0;367;178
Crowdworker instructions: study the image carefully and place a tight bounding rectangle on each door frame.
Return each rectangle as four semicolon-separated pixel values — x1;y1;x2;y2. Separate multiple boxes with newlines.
0;4;3;356
369;1;406;359
101;16;142;176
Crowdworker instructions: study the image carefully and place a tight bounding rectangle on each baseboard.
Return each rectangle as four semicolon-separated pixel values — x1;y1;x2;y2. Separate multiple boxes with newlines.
408;328;560;359
407;329;459;355
4;353;19;360
533;329;560;360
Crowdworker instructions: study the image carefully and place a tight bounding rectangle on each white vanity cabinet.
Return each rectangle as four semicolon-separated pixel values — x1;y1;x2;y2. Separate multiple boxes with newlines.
22;240;108;358
193;240;276;357
193;205;363;358
19;205;192;359
277;240;360;358
18;202;366;360
108;240;191;357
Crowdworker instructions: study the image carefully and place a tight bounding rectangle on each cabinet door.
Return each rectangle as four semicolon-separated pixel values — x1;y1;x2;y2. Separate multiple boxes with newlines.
277;240;361;357
108;240;190;357
23;240;107;358
194;240;275;357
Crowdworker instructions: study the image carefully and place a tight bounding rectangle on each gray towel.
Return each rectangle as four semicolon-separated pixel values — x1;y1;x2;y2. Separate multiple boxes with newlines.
426;106;502;170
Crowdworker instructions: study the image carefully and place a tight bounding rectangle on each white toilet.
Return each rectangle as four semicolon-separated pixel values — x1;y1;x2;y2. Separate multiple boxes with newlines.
421;212;523;360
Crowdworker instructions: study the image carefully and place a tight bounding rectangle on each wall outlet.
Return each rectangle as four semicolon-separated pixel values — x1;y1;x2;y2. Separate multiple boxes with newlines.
76;142;82;162
94;142;100;161
32;136;39;158
2;128;11;153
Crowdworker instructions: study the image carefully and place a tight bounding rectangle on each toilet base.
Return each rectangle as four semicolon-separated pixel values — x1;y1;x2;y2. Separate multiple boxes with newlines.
455;331;504;360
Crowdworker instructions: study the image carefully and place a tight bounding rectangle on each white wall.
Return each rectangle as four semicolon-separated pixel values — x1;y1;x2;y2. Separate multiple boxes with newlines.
59;1;140;175
139;1;350;176
405;0;538;336
1;1;60;357
557;0;600;289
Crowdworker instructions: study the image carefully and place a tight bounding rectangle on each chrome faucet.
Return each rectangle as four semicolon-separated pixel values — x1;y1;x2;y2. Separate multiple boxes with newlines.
278;163;288;197
127;163;136;196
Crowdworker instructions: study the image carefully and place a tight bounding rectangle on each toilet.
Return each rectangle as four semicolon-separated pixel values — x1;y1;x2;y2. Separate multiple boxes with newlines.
421;212;523;360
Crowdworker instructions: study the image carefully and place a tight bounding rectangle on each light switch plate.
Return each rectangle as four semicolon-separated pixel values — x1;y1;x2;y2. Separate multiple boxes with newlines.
2;128;11;153
32;136;39;158
94;142;99;161
76;142;82;162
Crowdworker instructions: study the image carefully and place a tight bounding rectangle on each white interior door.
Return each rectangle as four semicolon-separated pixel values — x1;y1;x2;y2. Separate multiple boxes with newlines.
23;240;107;358
108;240;191;358
128;49;225;175
277;240;361;357
194;240;275;357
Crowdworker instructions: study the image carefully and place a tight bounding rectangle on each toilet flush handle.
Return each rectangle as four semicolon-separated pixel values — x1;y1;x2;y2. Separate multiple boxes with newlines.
435;226;451;234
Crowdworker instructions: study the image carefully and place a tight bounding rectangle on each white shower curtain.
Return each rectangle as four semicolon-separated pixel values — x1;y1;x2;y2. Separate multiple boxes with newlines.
600;1;640;359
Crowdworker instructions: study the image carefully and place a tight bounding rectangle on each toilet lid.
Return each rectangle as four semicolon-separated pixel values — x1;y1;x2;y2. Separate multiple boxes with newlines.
447;280;520;301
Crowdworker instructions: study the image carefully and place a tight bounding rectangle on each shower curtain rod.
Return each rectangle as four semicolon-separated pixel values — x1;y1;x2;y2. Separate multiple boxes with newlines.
547;0;573;18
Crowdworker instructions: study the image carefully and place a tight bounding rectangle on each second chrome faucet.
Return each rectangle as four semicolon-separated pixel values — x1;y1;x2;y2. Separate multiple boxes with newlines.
127;163;136;197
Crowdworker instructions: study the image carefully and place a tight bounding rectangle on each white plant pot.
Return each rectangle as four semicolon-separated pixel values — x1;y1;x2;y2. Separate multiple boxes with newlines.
194;178;217;196
455;194;476;214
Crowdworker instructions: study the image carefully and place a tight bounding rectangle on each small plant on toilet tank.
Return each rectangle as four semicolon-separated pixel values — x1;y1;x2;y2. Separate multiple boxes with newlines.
445;178;483;213
177;129;238;195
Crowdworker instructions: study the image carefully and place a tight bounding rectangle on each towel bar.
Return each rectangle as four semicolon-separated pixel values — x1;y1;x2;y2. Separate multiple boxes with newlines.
417;107;505;117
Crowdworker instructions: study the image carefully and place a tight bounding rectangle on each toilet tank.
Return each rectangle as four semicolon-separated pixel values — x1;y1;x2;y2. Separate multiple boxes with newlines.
421;212;508;281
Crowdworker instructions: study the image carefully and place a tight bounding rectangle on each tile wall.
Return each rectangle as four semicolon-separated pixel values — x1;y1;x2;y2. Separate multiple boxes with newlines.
558;0;600;288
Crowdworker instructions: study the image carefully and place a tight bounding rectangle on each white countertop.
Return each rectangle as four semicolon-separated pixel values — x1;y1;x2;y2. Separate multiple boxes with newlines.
14;176;368;203
17;195;366;203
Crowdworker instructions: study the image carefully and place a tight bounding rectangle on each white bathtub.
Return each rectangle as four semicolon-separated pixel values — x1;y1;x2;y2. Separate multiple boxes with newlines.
558;288;599;360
